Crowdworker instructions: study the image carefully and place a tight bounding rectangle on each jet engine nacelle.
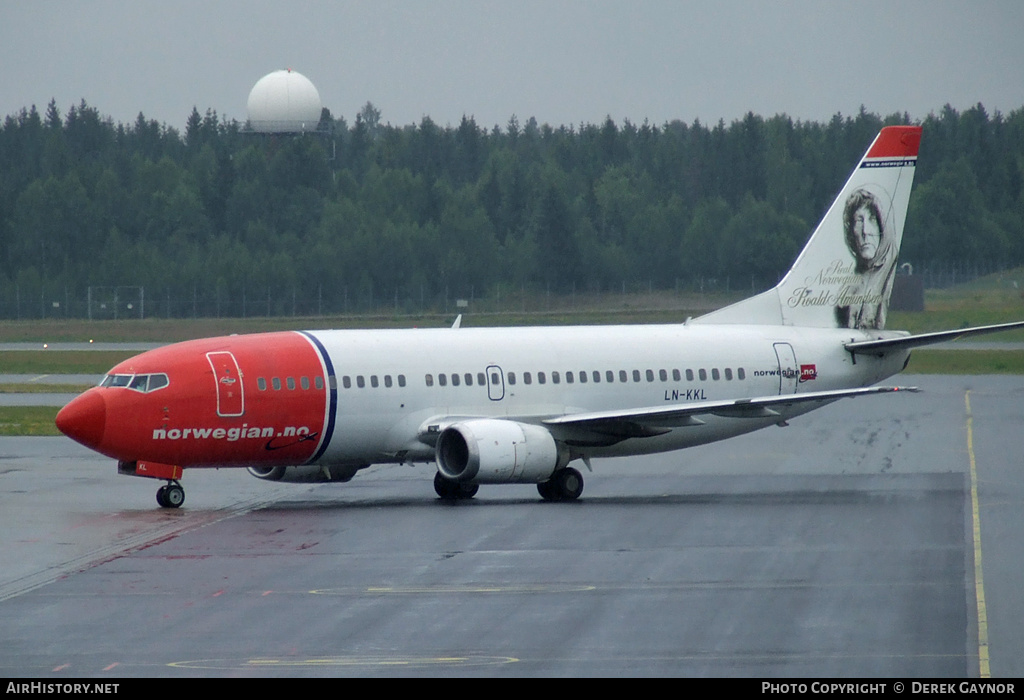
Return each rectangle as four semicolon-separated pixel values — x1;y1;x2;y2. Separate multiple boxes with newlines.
247;463;365;483
435;419;567;484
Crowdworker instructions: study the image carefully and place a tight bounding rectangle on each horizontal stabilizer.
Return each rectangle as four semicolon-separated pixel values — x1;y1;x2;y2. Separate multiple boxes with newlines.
845;321;1024;354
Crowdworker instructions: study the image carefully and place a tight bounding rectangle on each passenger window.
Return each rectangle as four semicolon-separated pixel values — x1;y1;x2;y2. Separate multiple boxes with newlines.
566;372;574;384
659;369;668;381
712;369;720;381
465;373;474;386
538;372;546;385
737;368;745;380
384;375;393;388
699;369;707;381
632;370;641;382
508;372;516;385
579;371;587;383
451;374;460;387
477;373;486;386
286;377;296;390
357;376;365;388
272;377;282;391
398;375;407;387
646;370;654;382
343;376;352;389
725;368;733;380
524;372;532;385
672;369;681;381
371;375;379;388
438;374;447;387
606;370;614;383
425;374;434;387
686;369;695;381
552;371;560;384
593;371;601;383
619;370;628;383
315;376;324;390
301;376;310;390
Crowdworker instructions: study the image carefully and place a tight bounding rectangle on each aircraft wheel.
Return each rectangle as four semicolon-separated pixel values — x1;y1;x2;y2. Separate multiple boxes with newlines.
434;472;455;498
537;479;558;501
156;485;169;507
160;482;185;509
434;472;476;500
554;467;583;501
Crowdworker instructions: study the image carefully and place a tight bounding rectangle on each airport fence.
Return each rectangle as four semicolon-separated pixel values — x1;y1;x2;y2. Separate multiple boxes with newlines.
0;262;1018;321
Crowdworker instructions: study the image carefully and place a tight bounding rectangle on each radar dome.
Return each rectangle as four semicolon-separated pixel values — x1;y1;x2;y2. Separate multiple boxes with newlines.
247;69;323;133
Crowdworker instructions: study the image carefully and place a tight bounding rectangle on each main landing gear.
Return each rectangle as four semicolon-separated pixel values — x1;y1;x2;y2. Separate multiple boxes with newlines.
432;467;584;502
156;481;185;509
433;472;479;500
537;467;584;502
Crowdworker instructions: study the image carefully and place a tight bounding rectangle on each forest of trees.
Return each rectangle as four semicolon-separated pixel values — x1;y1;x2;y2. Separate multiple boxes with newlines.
0;99;1021;319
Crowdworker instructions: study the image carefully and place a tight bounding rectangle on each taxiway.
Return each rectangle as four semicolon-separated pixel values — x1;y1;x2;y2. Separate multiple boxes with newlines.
0;375;1021;677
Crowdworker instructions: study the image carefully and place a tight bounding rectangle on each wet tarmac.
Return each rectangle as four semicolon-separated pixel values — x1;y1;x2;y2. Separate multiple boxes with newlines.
0;375;1022;677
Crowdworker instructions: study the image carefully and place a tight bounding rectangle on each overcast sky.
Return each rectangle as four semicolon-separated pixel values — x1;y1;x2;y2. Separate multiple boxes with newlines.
2;0;1022;132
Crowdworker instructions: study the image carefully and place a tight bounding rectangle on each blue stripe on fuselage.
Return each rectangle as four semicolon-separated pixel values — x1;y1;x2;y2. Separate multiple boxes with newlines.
298;331;337;464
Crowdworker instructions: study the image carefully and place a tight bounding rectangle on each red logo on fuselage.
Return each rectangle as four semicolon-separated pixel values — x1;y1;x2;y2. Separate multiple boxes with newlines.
799;364;817;382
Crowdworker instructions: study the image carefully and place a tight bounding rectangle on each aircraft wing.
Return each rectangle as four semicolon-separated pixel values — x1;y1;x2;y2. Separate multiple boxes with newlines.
845;321;1024;355
542;385;918;443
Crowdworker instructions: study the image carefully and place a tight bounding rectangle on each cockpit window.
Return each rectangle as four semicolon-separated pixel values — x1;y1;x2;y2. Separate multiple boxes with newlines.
101;373;169;393
101;374;132;388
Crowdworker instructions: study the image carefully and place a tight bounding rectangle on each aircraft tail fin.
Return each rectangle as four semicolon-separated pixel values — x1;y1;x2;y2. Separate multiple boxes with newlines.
694;125;921;330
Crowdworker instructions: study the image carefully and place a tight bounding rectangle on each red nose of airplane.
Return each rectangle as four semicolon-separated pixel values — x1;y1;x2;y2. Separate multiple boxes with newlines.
55;389;106;450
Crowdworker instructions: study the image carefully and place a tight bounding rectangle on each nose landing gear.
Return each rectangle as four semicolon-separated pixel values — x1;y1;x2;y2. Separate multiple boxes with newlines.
156;481;185;509
118;460;185;509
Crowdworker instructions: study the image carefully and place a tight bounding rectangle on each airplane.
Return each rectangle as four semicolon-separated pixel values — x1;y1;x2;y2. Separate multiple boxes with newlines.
56;125;1024;508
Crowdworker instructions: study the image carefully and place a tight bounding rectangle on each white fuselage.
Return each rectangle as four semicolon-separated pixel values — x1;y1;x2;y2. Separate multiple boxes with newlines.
307;323;909;467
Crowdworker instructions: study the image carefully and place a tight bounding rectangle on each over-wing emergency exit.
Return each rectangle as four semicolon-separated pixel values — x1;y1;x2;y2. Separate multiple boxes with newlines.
55;126;1024;507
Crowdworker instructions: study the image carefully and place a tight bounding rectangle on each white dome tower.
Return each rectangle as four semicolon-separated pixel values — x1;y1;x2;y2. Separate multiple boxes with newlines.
246;69;323;133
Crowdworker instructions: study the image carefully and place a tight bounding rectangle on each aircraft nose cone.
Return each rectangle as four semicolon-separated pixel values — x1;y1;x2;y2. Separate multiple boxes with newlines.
55;389;106;450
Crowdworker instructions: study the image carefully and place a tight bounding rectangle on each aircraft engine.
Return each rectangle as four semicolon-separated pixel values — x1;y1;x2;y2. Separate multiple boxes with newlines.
247;463;364;483
435;419;567;484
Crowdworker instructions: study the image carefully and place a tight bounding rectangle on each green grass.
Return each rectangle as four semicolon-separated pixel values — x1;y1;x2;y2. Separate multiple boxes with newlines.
886;271;1024;340
2;275;1024;342
905;350;1024;375
0;383;94;393
0;350;136;374
0;406;62;436
0;297;727;343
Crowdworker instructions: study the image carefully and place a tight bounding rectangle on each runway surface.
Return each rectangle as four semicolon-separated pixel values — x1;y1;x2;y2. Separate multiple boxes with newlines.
0;374;1021;678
